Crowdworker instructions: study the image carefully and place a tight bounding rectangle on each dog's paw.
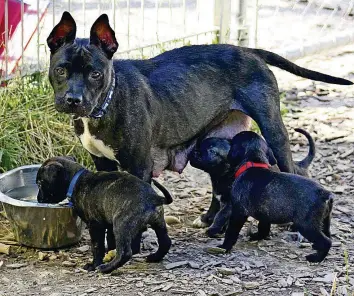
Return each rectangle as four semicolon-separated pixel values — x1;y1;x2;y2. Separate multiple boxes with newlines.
217;244;232;253
97;263;113;274
146;253;163;263
206;227;222;238
249;232;269;241
192;216;209;228
248;233;261;241
305;253;324;263
83;262;96;272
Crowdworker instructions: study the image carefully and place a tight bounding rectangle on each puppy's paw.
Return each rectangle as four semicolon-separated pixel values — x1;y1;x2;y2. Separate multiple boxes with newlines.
305;253;324;263
217;244;232;253
249;232;269;241
206;227;222;238
83;262;96;272
146;253;163;263
192;216;209;228
97;263;114;274
248;233;261;241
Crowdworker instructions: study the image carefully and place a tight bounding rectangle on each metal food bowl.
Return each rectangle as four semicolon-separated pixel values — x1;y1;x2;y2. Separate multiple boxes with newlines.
0;165;83;249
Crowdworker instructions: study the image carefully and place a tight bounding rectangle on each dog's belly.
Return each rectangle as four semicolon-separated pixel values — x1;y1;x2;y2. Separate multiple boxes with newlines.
152;111;251;177
79;118;117;161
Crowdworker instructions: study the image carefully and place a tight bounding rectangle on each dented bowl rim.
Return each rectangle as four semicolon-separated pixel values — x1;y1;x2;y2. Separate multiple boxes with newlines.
0;164;71;209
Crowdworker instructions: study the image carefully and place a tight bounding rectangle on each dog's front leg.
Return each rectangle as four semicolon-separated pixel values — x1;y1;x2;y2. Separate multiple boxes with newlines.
219;214;248;252
206;201;232;237
119;147;153;183
83;223;106;271
91;154;119;172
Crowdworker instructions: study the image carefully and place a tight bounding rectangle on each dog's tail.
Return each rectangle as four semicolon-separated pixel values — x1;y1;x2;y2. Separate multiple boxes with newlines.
152;179;173;205
294;128;316;170
250;48;353;85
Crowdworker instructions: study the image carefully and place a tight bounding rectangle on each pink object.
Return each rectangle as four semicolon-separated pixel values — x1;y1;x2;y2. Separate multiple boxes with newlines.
0;0;49;80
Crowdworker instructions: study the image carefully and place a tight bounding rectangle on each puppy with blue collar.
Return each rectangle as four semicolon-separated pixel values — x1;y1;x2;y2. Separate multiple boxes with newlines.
36;156;172;273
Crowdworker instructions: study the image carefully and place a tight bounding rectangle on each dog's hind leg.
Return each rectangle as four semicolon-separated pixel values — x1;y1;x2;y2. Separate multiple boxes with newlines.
98;223;134;273
83;223;106;271
131;229;146;255
238;83;296;174
106;225;116;251
298;226;332;263
322;198;333;239
146;216;171;262
249;221;271;241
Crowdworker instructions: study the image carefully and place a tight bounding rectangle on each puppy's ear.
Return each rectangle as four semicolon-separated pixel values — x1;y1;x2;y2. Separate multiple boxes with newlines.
42;161;66;180
227;144;245;165
267;147;277;166
64;156;77;162
47;11;76;53
90;14;118;59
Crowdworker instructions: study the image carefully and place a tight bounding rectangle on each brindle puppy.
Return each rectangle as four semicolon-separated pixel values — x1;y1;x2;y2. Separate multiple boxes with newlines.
36;156;172;273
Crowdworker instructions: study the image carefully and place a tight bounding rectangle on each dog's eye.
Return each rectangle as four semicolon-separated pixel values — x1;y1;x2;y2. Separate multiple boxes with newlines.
55;67;66;76
90;71;102;79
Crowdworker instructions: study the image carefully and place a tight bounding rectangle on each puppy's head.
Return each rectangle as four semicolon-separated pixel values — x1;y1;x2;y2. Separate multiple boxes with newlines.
36;156;80;204
190;137;231;174
47;12;118;117
228;131;277;167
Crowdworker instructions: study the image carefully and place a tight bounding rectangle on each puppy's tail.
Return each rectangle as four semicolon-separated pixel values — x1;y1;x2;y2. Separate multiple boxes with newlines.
249;48;353;85
152;179;173;205
294;128;316;170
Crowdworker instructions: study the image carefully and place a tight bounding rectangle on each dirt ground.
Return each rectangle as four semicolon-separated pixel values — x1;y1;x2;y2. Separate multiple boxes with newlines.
1;46;354;296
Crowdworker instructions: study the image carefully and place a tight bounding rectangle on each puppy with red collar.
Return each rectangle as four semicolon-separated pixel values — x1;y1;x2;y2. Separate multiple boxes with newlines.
190;128;314;238
191;130;333;262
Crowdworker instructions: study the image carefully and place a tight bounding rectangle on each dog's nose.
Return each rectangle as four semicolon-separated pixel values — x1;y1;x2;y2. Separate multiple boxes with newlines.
66;95;82;106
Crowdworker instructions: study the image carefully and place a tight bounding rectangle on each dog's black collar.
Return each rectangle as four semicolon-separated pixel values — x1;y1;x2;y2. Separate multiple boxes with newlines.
66;168;87;206
89;74;116;119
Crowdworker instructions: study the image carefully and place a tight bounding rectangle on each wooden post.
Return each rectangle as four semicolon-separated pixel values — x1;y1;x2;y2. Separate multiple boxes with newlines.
236;0;248;46
214;0;232;43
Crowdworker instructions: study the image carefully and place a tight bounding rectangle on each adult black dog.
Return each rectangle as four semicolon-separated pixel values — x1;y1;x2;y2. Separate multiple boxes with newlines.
47;12;351;215
190;128;315;235
214;131;333;263
36;156;172;273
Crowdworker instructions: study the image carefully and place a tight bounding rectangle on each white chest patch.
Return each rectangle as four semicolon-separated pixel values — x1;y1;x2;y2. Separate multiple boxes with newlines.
79;118;117;161
215;194;222;202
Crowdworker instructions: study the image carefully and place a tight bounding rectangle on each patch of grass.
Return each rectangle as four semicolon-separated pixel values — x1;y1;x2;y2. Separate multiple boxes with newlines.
0;73;93;172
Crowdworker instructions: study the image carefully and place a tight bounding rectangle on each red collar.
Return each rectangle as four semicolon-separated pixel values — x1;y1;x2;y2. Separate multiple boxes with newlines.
234;161;270;178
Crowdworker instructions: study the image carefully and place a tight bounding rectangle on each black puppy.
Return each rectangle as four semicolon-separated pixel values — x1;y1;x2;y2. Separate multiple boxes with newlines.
36;157;172;273
216;131;333;263
190;128;316;237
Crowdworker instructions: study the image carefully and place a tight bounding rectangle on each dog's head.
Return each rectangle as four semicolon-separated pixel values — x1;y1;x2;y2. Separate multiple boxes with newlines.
36;156;80;204
47;12;118;117
190;137;231;175
228;131;277;167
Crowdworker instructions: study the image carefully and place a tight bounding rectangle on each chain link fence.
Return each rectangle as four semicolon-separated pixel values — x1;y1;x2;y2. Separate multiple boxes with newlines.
233;0;354;59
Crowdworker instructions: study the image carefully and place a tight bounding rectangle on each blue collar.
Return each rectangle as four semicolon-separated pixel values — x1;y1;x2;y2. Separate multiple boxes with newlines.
66;168;87;206
89;75;116;119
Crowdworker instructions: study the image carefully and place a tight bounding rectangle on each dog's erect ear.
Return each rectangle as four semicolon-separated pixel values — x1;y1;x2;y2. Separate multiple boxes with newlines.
90;14;118;59
267;147;277;166
47;11;76;53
